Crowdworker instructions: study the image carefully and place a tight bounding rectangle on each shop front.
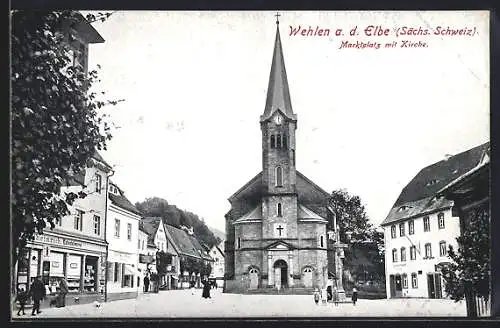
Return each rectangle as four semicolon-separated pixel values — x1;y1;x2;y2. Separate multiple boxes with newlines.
106;250;139;301
18;232;107;308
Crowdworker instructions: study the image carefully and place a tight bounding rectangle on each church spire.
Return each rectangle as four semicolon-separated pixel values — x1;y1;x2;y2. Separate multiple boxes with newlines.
261;15;295;122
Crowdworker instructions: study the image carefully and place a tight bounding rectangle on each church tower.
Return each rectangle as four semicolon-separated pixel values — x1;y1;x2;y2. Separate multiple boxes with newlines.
260;20;298;240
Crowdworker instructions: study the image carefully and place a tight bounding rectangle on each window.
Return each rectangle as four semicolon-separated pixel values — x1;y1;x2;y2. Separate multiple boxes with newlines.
423;216;430;232
138;239;141;249
276;166;283;187
392;248;398;262
142;240;145;250
276;135;281;149
438;212;445;229
424;243;432;258
237;237;241;249
283;134;287;149
391;225;396;239
277;203;282;217
400;247;406;262
114;219;120;238
411;273;418;288
320;236;324;248
74;210;83;231
271;135;275;148
93;215;101;235
439;241;447;257
410;246;416;260
408;220;414;235
127;223;132;241
399;223;405;236
95;173;102;193
114;262;120;282
402;274;408;289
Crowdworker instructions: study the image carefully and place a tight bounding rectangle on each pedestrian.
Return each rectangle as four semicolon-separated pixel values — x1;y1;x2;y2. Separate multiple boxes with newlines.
57;277;68;307
15;287;28;316
28;277;46;316
333;286;339;307
201;279;211;299
321;287;327;305
190;280;196;295
143;275;150;293
313;288;320;305
352;287;358;306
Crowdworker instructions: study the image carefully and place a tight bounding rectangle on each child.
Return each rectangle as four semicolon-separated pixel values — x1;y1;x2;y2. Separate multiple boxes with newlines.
313;288;320;305
15;287;28;316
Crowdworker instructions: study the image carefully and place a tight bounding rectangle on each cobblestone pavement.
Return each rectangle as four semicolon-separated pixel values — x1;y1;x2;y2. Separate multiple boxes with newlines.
13;288;467;319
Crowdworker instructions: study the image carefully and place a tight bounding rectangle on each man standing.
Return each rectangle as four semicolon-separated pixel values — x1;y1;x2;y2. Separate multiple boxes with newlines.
28;277;46;316
57;278;69;307
143;275;150;293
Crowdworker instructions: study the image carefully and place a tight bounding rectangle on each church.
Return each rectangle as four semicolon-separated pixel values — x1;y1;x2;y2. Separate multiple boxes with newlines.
224;18;334;293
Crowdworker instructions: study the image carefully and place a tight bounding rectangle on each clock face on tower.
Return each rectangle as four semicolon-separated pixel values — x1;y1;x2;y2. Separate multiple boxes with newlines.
274;114;283;125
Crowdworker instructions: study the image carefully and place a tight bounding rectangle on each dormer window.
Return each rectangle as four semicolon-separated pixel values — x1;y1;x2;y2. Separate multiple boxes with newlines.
426;179;439;186
398;206;409;212
109;185;119;195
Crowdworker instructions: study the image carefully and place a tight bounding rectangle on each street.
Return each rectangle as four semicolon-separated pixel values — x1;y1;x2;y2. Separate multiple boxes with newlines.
13;288;467;318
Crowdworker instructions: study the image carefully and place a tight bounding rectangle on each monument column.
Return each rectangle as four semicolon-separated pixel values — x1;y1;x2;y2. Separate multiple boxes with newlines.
267;255;273;286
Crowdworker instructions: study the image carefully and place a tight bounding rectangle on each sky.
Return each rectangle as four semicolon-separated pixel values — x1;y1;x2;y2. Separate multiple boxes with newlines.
86;11;489;232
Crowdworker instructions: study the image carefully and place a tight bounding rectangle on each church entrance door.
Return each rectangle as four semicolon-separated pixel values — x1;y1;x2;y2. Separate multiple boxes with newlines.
303;267;313;288
273;260;288;289
249;268;259;289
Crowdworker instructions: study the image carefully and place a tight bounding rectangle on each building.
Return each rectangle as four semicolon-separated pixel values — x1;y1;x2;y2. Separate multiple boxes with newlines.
224;20;333;293
137;226;150;291
209;241;225;288
189;234;214;281
438;144;490;317
105;181;142;301
381;142;490;299
165;225;204;288
139;217;169;286
17;152;112;306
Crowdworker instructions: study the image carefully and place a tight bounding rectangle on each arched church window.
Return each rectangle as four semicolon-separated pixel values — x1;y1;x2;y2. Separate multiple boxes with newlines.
276;166;283;187
276;135;281;149
270;135;275;148
283;134;287;149
277;203;282;217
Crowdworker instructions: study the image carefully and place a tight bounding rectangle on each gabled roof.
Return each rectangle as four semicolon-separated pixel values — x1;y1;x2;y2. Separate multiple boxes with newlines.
260;24;296;122
108;182;142;216
140;217;163;246
189;235;214;261
381;141;489;226
165;225;202;259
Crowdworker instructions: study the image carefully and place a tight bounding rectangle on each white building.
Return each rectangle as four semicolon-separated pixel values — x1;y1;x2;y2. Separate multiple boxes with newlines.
137;226;149;291
140;217;169;286
105;181;143;301
381;142;490;299
209;241;225;288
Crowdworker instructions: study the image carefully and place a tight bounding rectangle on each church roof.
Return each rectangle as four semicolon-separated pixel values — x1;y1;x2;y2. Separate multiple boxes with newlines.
297;204;328;222
260;24;296;122
380;141;489;226
233;205;263;224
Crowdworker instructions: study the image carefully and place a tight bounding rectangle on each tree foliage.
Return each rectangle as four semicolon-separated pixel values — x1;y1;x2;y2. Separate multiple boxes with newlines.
441;207;490;302
135;197;219;248
328;189;385;282
11;10;119;262
156;250;173;275
179;256;211;276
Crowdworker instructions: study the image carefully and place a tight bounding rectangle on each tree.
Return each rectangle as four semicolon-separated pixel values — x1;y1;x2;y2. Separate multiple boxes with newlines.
156;250;173;276
11;11;120;264
441;207;490;302
328;189;385;283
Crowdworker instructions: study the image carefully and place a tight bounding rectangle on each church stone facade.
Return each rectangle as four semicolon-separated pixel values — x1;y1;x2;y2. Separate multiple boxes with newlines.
224;22;331;293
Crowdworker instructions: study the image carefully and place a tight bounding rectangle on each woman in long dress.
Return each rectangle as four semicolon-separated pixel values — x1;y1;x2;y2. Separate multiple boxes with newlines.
201;279;211;299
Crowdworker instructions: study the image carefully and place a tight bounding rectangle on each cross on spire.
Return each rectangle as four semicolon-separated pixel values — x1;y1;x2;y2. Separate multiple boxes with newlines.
275;11;281;25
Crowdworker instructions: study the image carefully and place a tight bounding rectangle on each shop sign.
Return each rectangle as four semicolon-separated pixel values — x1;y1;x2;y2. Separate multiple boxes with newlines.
139;254;153;264
33;234;104;253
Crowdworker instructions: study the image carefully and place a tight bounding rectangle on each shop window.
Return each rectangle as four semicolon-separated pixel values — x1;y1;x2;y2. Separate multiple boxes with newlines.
114;262;120;283
16;249;30;291
67;254;82;293
84;257;98;292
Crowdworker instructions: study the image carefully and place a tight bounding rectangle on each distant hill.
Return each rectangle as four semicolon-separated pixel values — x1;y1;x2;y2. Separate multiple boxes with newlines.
209;226;225;243
135;197;219;249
